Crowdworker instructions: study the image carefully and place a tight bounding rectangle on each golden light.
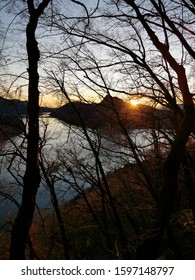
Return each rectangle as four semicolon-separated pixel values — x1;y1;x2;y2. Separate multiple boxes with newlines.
130;99;139;106
40;94;66;108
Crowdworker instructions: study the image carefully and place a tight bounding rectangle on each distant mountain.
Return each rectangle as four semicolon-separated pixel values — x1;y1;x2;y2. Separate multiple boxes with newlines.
0;97;56;141
0;96;53;117
51;95;173;132
51;101;97;127
0;97;27;116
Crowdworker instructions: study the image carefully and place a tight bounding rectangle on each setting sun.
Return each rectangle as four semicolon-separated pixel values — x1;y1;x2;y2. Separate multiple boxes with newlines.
130;99;139;106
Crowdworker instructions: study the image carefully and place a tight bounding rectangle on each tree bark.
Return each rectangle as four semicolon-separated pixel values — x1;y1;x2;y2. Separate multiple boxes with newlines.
10;0;51;260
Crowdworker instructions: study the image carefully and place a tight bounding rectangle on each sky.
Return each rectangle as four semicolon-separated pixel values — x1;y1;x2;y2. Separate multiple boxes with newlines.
0;1;194;108
0;0;105;107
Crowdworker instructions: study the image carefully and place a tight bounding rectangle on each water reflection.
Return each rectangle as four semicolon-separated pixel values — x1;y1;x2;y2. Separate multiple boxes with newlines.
0;116;166;219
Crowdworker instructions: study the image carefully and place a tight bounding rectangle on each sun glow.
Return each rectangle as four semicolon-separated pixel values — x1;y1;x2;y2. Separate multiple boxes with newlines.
130;99;139;106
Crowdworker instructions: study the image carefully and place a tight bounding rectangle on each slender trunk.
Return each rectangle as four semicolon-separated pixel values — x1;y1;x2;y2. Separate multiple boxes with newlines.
10;0;51;259
10;18;40;260
39;159;70;259
49;183;70;259
56;86;129;258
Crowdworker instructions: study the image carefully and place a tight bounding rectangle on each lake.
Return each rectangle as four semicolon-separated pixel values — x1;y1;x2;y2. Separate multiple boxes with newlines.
0;115;166;220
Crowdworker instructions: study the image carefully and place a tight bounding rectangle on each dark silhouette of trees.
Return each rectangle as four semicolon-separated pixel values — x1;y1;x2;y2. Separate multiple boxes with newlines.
0;0;195;259
45;0;195;258
122;0;195;258
10;0;52;260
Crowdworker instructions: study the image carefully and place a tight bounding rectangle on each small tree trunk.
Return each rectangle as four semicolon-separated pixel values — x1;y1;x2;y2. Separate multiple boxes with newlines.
10;0;51;260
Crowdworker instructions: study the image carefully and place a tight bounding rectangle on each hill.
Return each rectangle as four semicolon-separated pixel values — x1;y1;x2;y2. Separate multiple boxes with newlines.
51;95;173;132
50;101;97;127
0;96;53;117
0;96;53;143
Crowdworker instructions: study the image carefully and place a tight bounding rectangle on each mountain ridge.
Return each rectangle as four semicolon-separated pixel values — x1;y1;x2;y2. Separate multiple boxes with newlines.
51;95;173;132
0;96;53;116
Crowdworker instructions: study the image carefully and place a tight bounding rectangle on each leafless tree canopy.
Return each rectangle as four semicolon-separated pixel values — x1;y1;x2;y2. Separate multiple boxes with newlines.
0;0;195;259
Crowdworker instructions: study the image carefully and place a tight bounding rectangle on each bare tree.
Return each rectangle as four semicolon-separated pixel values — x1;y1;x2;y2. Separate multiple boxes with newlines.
1;0;194;259
44;0;195;258
119;0;194;258
10;0;52;260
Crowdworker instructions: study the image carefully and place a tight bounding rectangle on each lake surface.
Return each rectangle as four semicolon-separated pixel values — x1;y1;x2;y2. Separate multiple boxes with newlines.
0;116;166;220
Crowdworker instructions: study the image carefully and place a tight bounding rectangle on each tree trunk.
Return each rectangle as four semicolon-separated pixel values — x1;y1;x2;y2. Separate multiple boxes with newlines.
123;0;195;258
10;0;51;260
161;106;194;228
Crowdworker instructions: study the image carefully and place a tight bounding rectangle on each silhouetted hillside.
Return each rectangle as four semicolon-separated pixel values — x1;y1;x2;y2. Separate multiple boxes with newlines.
0;97;28;116
0;96;53;142
51;95;174;132
0;96;53;117
50;101;97;127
